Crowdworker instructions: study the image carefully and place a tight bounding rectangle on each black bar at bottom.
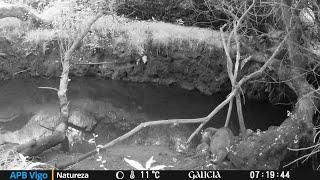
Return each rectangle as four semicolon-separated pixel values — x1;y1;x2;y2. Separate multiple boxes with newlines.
0;170;319;180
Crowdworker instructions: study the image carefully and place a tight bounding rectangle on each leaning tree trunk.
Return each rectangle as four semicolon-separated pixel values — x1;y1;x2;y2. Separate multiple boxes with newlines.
226;0;316;170
280;0;316;128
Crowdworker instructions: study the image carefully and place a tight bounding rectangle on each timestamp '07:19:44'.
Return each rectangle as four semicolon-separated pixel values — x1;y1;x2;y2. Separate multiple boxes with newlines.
249;171;290;179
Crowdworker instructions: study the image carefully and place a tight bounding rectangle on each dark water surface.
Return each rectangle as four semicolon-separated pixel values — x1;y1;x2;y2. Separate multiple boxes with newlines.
0;77;290;134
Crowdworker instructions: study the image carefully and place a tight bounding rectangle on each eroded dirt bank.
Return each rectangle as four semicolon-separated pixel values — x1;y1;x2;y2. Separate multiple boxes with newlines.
1;23;267;98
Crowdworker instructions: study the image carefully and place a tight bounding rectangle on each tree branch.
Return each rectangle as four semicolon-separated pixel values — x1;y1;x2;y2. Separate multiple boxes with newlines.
38;87;59;92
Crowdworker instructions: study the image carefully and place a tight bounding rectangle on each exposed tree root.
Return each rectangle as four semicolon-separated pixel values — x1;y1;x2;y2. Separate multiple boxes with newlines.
228;117;314;169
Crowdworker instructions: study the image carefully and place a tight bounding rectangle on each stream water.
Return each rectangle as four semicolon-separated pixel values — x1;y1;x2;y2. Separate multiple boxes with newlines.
0;77;289;133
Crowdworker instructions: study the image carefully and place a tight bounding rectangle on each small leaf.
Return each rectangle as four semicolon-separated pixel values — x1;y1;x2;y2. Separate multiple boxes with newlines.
97;159;101;162
102;160;106;164
124;158;145;170
88;138;95;144
145;156;156;170
18;153;27;162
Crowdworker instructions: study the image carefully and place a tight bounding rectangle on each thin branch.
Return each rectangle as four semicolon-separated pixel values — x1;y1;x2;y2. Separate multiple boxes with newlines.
236;94;246;134
237;34;288;87
288;143;320;151
13;68;31;76
234;0;257;31
225;97;234;127
187;89;237;143
220;27;234;83
219;0;256;133
283;148;320;168
38;87;59;92
75;62;114;65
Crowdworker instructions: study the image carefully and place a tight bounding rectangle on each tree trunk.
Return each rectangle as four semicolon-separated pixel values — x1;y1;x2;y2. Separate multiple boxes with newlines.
281;0;315;127
15;12;104;156
227;0;316;169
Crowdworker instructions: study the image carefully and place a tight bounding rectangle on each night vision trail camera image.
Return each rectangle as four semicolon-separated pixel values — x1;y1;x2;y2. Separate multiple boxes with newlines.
0;0;319;179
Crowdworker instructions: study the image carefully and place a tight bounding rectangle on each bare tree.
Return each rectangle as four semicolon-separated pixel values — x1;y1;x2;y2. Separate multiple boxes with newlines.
11;1;113;156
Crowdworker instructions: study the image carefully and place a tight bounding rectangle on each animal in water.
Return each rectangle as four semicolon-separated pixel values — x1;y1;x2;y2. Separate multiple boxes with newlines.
196;127;234;165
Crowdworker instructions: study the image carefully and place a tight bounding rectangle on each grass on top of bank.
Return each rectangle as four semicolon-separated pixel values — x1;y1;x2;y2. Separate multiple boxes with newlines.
0;0;224;57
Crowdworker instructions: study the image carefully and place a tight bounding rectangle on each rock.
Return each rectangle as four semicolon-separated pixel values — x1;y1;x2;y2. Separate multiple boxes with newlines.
71;98;108;121
69;109;97;131
0;109;60;145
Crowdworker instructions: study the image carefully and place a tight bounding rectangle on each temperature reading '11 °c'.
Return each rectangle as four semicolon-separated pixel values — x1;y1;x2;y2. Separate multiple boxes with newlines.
141;171;160;179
